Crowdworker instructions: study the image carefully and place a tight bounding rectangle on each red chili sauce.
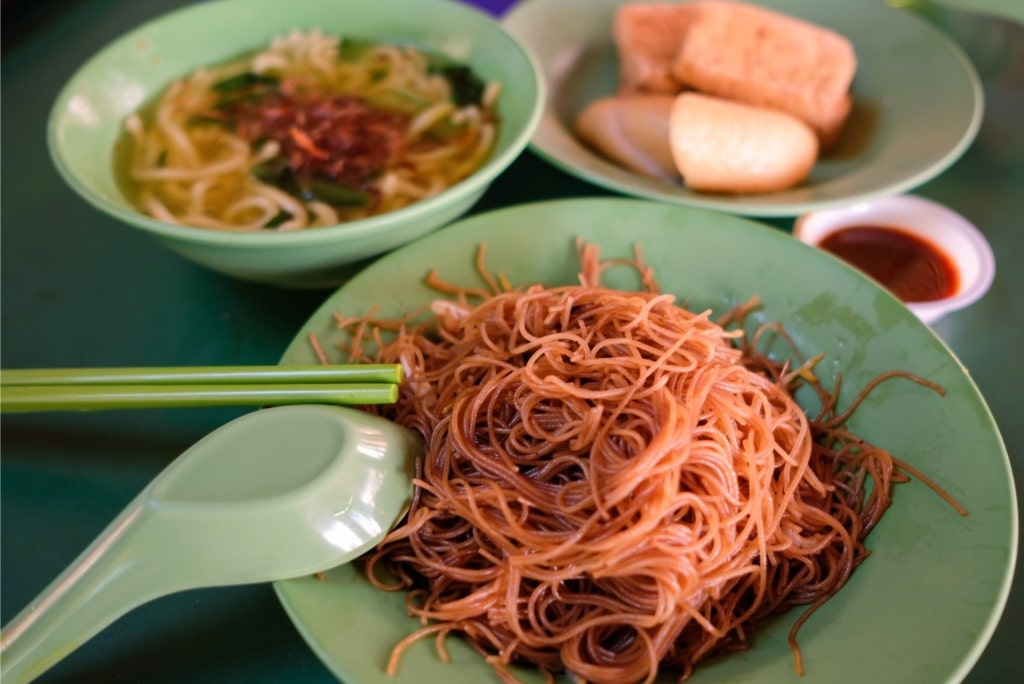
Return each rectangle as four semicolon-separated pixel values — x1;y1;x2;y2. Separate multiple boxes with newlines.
817;225;959;303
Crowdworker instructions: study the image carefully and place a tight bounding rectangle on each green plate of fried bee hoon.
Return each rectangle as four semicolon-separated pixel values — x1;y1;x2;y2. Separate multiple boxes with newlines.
275;198;1015;684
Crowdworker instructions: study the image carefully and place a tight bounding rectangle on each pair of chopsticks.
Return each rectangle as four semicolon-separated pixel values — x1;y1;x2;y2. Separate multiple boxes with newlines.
0;365;402;413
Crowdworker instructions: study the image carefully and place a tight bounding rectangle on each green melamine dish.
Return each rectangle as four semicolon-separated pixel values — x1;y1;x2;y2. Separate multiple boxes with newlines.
47;0;543;288
274;198;1016;684
501;0;984;218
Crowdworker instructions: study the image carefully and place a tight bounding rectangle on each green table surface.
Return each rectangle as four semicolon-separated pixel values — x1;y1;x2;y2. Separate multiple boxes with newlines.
2;1;1021;682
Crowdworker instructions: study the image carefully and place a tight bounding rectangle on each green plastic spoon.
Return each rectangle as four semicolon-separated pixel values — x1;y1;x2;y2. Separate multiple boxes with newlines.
0;404;419;684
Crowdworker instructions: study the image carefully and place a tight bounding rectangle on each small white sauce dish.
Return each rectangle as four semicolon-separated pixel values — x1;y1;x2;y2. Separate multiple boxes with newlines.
793;194;995;324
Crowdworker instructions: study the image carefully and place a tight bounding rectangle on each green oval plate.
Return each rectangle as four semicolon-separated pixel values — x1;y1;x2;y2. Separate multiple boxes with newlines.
501;0;984;218
274;198;1015;684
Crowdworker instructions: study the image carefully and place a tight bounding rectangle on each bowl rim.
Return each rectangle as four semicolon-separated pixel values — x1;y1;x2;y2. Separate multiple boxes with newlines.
792;194;996;321
45;0;546;248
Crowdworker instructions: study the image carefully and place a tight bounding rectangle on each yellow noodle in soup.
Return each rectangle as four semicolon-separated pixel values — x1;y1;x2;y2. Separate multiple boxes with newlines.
313;240;962;684
122;30;501;231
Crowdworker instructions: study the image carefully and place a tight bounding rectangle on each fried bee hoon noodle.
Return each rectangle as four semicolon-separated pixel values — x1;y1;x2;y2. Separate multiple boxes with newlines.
124;30;500;231
318;240;961;684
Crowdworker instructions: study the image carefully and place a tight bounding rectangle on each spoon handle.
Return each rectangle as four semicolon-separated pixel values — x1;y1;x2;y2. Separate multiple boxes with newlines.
0;495;163;683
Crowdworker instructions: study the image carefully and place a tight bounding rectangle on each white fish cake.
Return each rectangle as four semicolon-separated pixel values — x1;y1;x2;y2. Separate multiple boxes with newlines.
669;92;818;194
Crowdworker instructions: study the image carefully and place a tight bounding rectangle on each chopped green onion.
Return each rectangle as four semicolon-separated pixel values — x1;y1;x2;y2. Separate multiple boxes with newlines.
263;211;293;229
300;178;372;207
211;72;280;93
439;65;485;107
212;92;268;109
251;158;289;185
338;37;377;62
252;156;371;210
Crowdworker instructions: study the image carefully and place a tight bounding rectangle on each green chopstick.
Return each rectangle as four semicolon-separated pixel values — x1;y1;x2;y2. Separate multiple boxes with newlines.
0;364;403;412
0;364;403;386
0;383;398;412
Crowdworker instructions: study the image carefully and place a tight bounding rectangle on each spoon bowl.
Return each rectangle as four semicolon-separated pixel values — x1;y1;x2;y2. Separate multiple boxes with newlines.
0;404;418;683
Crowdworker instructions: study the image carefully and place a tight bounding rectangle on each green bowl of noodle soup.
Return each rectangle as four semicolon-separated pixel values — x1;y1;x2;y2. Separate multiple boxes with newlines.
47;0;544;288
